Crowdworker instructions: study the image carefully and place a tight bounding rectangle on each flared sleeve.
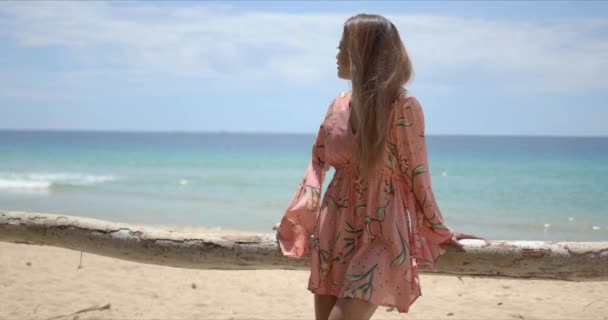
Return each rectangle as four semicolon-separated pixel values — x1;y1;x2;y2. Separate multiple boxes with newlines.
393;92;454;269
276;100;333;258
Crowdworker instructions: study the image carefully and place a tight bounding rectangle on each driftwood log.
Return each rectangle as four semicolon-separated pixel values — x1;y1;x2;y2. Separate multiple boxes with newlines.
1;210;607;281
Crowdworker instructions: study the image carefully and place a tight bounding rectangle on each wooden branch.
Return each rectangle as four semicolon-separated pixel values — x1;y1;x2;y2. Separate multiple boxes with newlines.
46;303;111;320
1;210;607;281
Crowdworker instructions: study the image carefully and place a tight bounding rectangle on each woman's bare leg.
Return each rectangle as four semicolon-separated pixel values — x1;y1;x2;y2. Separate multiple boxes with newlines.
328;297;378;320
314;294;338;320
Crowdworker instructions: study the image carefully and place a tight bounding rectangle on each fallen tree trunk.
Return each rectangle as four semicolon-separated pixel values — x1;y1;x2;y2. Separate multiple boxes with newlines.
1;210;607;281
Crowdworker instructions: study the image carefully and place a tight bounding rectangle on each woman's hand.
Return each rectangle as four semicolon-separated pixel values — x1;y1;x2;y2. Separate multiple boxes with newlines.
272;222;282;256
441;231;486;252
272;222;314;256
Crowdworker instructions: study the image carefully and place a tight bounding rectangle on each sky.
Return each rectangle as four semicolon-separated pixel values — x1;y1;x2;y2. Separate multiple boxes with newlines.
0;1;607;136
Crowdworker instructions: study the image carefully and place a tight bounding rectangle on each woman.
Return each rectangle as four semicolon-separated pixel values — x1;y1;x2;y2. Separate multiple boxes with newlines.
275;14;482;320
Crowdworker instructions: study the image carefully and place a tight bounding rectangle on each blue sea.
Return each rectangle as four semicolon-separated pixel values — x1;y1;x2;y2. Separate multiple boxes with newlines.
1;130;607;241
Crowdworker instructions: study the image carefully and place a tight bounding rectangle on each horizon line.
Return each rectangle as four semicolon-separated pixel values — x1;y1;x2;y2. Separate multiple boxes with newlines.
0;128;607;138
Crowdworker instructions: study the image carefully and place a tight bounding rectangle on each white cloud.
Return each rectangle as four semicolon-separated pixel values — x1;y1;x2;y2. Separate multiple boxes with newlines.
391;15;608;93
0;2;607;92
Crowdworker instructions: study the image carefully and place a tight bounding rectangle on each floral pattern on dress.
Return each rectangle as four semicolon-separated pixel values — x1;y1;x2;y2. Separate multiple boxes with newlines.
277;88;453;313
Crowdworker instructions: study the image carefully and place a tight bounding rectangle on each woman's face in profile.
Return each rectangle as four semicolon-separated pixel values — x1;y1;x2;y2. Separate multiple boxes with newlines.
336;36;350;79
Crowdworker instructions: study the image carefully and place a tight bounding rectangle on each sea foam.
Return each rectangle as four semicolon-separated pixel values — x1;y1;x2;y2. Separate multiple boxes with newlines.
0;172;116;191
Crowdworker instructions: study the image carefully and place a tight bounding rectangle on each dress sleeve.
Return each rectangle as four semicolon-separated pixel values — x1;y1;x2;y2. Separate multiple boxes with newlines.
393;94;454;266
276;100;333;258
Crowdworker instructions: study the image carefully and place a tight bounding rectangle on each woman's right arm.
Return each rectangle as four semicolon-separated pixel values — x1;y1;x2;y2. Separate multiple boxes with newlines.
393;93;454;267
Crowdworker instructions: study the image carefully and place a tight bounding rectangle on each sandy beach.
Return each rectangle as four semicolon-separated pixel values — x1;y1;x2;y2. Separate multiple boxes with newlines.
1;225;607;320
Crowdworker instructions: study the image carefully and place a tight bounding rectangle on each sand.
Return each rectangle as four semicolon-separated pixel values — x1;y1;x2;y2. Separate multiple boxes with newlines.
1;225;607;320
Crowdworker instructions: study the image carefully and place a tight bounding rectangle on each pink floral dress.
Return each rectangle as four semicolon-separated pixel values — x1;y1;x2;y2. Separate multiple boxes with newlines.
276;88;453;313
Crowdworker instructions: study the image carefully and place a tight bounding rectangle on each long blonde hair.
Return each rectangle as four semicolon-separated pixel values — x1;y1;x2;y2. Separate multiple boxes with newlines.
343;14;413;178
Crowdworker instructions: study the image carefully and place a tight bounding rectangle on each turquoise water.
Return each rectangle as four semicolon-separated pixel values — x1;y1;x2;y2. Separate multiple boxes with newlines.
1;130;607;241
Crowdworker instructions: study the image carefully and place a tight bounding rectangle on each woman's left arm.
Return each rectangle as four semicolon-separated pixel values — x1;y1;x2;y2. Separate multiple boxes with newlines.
276;100;333;258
